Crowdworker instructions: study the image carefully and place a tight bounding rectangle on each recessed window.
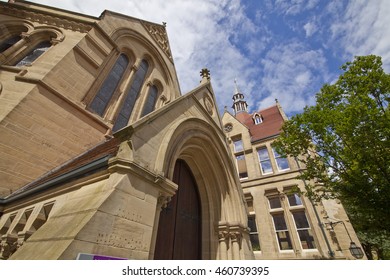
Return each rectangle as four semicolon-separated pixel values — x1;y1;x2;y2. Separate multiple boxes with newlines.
233;139;243;152
253;113;262;125
287;193;303;207
15;40;51;67
257;147;273;174
235;154;248;179
268;196;282;209
113;59;149;132
141;85;158;117
0;35;22;53
272;213;293;250
89;54;129;116
267;191;316;252
292;211;316;249
272;147;290;171
248;215;261;251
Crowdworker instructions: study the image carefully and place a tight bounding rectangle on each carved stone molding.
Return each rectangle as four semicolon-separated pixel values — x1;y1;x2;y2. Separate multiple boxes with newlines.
0;5;92;33
229;231;243;246
204;95;214;116
0;234;18;260
158;194;171;209
141;21;173;62
218;230;229;242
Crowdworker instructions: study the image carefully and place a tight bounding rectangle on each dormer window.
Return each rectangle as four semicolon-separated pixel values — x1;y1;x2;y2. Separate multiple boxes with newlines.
253;113;263;125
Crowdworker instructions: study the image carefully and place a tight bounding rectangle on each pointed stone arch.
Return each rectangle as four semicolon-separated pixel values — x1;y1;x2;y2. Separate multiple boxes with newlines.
153;118;253;259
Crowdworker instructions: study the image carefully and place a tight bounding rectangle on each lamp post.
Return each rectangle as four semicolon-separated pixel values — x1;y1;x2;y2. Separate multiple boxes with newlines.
325;221;364;259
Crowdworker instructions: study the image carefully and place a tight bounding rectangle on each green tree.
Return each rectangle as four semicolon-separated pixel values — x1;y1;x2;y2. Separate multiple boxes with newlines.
274;55;390;259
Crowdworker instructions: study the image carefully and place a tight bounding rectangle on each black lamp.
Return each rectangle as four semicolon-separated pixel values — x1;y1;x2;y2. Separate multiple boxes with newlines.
325;221;364;259
349;241;364;259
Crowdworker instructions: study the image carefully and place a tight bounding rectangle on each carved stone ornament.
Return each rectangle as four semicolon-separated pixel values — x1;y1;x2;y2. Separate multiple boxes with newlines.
0;5;92;33
204;95;214;115
229;231;242;242
141;21;173;62
158;195;171;209
218;231;229;241
224;123;233;132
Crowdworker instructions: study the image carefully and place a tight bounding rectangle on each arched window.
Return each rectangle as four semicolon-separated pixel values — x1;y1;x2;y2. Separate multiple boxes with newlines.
89;54;129;116
113;59;149;132
141;85;158;117
14;40;51;67
0;35;22;53
254;113;263;125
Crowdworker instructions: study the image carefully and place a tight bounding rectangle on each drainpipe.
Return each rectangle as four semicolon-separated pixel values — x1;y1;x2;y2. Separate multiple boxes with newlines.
294;157;335;259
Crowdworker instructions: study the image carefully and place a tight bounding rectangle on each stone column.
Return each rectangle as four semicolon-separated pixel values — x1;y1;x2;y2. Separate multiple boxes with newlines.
218;231;229;260
230;231;242;260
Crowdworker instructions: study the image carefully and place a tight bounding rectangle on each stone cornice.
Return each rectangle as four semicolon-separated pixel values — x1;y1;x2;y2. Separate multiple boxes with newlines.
108;158;177;197
0;4;93;33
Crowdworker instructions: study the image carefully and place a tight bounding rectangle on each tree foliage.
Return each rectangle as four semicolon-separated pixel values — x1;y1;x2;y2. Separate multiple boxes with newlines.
274;55;390;259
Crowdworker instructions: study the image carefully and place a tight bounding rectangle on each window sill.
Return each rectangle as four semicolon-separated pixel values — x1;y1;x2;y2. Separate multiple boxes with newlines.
0;64;24;73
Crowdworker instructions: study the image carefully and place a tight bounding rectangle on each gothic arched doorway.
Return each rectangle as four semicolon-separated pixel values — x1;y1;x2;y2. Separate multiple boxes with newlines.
154;159;202;259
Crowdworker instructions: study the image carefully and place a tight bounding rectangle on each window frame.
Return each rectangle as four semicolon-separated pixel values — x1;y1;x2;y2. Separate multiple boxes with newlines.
287;193;303;207
0;35;22;54
13;40;52;67
291;210;317;251
272;146;290;172
257;146;273;175
235;154;248;180
112;58;150;132
88;53;130;117
271;212;294;251
140;84;159;117
253;113;263;125
248;215;261;251
233;138;243;153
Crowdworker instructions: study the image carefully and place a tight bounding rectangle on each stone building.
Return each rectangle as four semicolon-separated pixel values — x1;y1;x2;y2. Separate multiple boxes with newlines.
0;0;252;260
0;1;364;260
221;83;365;259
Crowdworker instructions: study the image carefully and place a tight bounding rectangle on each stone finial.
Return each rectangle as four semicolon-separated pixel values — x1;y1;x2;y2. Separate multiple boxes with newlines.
200;68;211;80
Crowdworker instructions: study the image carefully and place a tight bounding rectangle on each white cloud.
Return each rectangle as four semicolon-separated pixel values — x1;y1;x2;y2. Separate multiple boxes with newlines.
23;0;261;113
256;41;328;115
303;21;317;37
330;0;390;71
21;0;388;117
274;0;319;15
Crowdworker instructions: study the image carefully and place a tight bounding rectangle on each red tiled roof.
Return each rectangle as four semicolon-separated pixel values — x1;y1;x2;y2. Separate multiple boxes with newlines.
236;105;285;142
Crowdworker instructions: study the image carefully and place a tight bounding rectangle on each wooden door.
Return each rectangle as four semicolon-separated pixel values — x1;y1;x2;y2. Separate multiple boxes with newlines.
154;160;201;259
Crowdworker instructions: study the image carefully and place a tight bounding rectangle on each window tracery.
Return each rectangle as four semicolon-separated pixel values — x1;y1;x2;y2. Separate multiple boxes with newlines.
0;22;63;66
112;59;149;132
141;84;159;117
89;53;129;116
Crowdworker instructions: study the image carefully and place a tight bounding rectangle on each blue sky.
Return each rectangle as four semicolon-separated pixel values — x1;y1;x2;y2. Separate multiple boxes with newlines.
15;0;390;117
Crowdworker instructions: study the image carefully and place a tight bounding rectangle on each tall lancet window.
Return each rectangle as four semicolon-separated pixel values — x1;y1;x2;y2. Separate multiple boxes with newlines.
89;54;129;116
141;85;158;117
15;40;51;67
113;59;149;132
